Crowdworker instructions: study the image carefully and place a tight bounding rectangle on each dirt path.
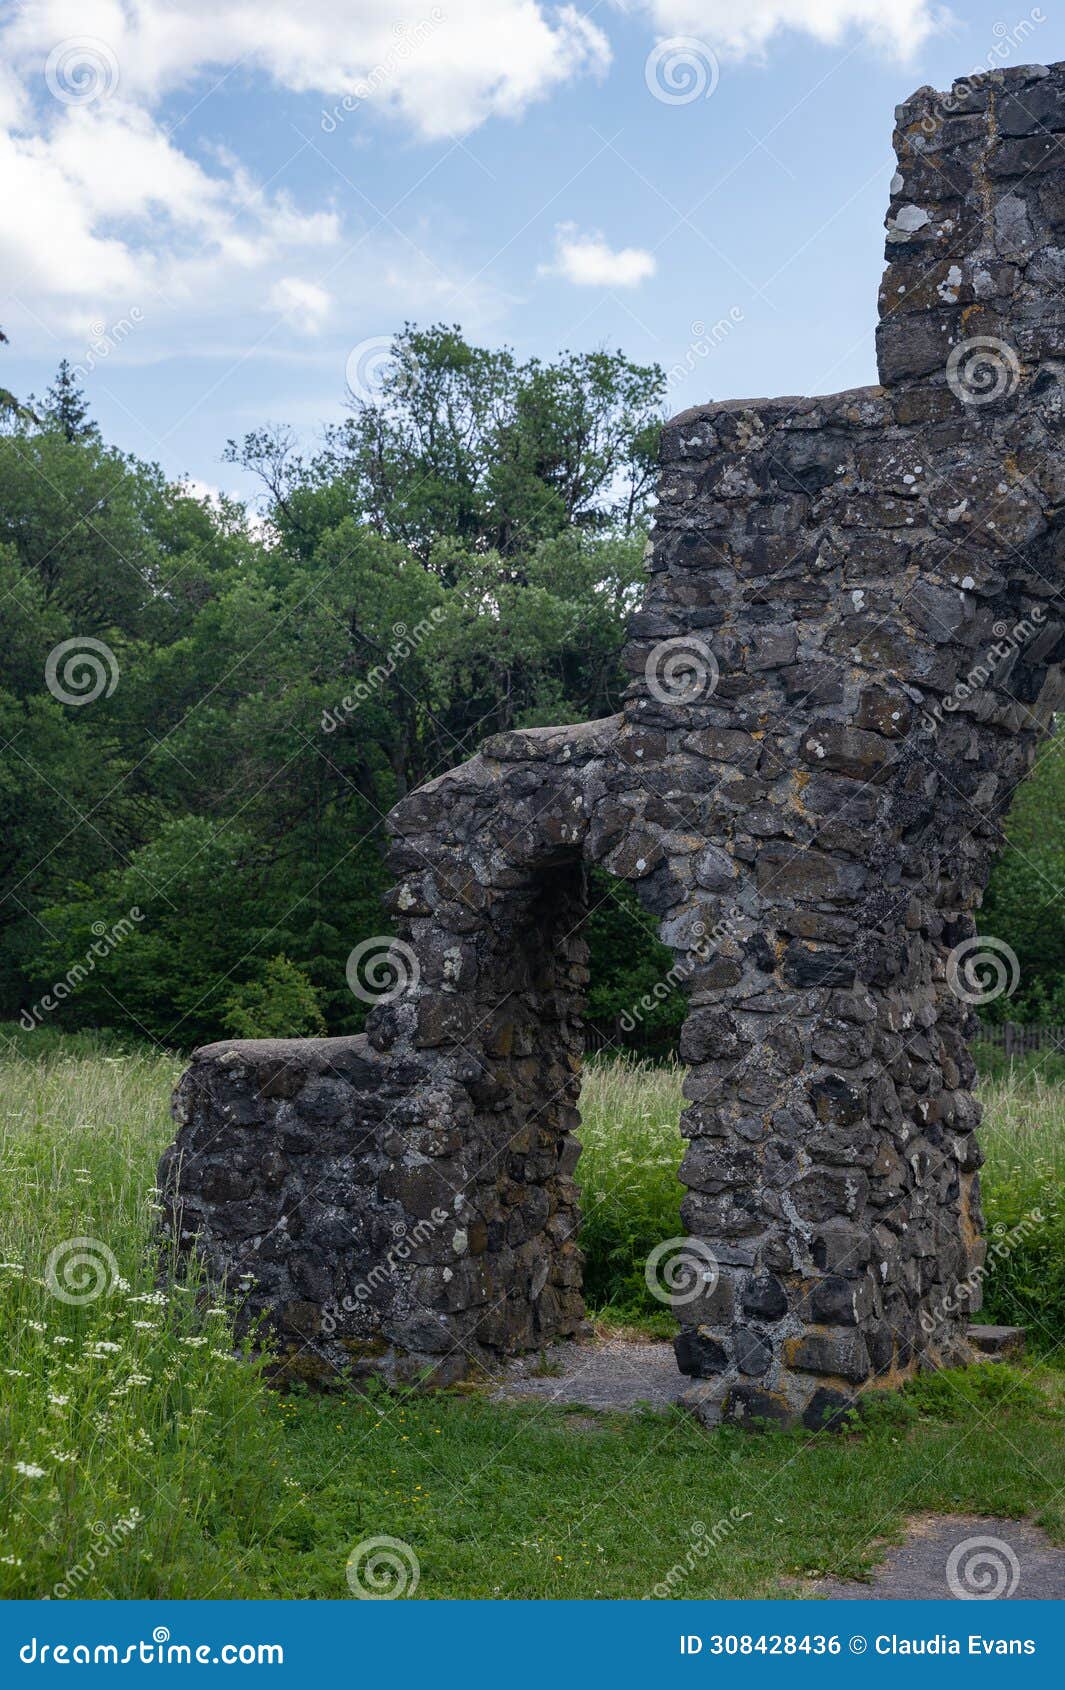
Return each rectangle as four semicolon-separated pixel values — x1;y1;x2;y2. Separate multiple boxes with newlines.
806;1512;1065;1601
492;1335;684;1412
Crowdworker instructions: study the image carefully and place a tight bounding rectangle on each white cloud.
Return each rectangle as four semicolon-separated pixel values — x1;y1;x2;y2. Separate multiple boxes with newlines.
0;2;612;357
267;278;333;333
542;223;657;288
0;0;941;376
637;0;939;60
5;1;612;141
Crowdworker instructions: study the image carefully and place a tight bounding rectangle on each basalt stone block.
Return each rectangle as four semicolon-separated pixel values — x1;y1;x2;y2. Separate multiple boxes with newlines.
674;1326;730;1377
787;1328;872;1383
742;1274;788;1321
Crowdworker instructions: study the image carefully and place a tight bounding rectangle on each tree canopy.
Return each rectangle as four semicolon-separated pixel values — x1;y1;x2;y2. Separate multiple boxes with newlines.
1;332;670;1047
3;333;1062;1051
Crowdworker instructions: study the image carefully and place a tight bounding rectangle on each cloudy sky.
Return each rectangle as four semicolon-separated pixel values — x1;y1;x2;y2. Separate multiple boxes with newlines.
0;0;1058;499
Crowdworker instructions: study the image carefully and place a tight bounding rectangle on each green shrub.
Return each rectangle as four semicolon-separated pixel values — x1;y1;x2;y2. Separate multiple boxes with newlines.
222;955;327;1040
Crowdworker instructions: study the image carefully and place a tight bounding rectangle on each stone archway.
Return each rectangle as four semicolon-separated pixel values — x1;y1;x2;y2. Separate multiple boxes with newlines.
163;60;1065;1425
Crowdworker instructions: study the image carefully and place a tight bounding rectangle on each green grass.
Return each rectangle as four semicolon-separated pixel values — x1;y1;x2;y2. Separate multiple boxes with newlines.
578;1054;1065;1343
0;1031;1063;1599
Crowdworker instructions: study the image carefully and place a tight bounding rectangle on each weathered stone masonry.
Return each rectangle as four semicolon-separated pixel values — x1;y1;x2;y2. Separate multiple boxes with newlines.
163;64;1065;1425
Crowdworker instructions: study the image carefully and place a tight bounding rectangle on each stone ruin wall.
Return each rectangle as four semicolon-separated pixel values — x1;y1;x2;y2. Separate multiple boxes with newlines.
162;62;1065;1428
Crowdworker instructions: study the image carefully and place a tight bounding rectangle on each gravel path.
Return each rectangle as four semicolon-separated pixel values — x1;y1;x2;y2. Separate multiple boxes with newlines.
492;1336;684;1412
493;1344;1065;1598
808;1513;1065;1601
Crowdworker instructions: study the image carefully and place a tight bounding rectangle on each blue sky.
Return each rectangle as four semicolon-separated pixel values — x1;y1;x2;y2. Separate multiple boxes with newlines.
1;0;1060;503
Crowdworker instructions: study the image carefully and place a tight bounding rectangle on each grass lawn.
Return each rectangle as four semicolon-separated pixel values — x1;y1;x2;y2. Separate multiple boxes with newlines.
0;1027;1062;1599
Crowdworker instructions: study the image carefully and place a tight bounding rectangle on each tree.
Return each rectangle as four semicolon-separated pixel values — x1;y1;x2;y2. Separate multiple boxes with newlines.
3;324;665;1049
981;723;1065;1021
228;323;664;570
43;360;96;443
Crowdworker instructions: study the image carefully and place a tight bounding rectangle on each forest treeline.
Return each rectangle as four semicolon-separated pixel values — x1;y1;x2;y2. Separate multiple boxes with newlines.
1;327;1062;1050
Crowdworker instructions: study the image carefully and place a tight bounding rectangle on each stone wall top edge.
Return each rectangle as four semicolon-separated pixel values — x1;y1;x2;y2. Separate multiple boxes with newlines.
662;385;887;441
190;1032;378;1068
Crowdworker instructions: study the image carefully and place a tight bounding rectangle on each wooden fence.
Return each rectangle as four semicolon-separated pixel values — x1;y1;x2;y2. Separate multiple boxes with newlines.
585;1017;1065;1061
973;1022;1065;1057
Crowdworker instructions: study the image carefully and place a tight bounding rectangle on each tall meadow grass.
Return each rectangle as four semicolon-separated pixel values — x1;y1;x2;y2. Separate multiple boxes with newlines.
0;1032;1061;1596
0;1042;287;1596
